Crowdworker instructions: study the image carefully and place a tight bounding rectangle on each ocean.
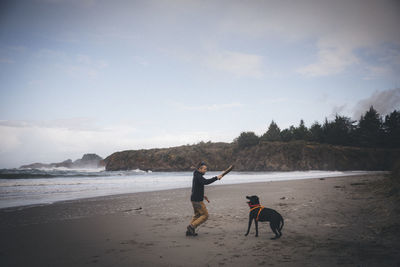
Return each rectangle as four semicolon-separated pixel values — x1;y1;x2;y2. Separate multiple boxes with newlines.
0;168;378;209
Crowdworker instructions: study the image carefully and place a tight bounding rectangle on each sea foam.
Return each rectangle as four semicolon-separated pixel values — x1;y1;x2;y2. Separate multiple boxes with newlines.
0;169;382;209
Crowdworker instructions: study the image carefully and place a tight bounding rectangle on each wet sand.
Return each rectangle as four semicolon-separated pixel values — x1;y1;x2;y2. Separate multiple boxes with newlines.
1;174;399;266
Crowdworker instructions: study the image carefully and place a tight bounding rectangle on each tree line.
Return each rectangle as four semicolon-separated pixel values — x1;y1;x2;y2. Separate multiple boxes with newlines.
235;106;400;149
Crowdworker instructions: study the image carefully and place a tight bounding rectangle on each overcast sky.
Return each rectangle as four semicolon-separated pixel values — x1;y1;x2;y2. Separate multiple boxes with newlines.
1;0;400;168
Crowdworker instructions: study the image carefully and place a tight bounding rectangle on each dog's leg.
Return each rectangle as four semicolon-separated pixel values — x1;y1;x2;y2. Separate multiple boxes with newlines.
278;216;284;237
277;224;282;237
270;222;280;240
245;214;252;236
255;219;259;237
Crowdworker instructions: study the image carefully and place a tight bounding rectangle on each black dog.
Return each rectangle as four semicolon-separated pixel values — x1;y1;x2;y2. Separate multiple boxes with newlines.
245;195;284;239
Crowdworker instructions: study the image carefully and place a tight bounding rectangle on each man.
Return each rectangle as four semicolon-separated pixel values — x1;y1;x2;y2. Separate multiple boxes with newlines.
186;162;233;236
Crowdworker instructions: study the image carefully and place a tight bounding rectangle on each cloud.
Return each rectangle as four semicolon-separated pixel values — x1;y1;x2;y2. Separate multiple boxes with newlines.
204;50;265;78
175;102;244;111
64;54;108;78
297;41;359;76
34;49;108;79
0;117;102;131
0;119;135;168
0;118;235;168
353;88;400;119
362;47;400;79
363;65;392;80
259;98;289;104
217;0;400;77
330;104;349;118
159;45;266;78
7;0;398;80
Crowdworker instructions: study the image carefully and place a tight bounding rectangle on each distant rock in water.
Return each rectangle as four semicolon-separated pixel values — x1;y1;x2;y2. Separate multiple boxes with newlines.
73;154;104;168
20;154;104;169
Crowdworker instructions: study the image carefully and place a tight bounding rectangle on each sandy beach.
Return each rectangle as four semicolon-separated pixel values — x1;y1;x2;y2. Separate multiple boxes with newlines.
1;173;399;267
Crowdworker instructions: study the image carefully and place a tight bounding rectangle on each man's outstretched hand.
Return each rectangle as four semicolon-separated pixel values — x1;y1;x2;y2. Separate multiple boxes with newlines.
217;165;234;180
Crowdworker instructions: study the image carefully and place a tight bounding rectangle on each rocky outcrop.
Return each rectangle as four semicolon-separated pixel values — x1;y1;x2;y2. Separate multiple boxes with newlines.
20;154;105;169
104;141;400;171
104;142;233;171
72;154;104;168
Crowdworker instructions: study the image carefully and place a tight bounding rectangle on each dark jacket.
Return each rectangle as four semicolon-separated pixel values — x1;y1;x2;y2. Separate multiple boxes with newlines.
190;170;218;202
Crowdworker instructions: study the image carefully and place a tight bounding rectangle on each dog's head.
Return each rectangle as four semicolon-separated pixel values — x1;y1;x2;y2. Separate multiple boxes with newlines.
246;195;260;206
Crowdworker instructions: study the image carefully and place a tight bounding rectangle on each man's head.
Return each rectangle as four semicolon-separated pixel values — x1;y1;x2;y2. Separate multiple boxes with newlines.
197;162;208;174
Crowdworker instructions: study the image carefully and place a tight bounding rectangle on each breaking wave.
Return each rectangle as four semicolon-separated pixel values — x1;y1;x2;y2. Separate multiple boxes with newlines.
0;168;148;179
0;169;383;209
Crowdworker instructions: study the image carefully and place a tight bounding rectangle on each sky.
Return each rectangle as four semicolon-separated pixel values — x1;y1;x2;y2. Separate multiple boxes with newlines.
0;0;400;168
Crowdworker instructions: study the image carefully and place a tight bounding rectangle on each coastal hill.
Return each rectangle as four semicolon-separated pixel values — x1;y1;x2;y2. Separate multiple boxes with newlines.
20;153;105;169
104;141;400;172
105;107;400;172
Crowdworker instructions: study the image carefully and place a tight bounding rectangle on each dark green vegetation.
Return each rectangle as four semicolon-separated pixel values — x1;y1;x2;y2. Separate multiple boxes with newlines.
105;106;400;172
238;107;400;149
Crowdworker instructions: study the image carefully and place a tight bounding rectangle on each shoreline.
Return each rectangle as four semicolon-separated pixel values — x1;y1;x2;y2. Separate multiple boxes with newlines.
1;173;399;266
0;170;387;211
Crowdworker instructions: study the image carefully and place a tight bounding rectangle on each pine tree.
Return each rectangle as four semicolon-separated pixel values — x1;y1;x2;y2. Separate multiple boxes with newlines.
355;106;383;147
329;115;356;146
293;120;309;140
383;110;400;148
261;120;281;142
309;122;323;143
235;132;260;148
280;126;295;142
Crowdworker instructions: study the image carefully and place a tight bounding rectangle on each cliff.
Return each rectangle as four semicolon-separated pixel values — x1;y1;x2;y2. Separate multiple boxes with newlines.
104;142;233;171
104;141;400;171
20;153;105;169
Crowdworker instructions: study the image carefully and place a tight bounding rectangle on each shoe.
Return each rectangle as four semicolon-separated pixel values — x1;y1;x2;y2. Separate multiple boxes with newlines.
187;225;196;235
186;230;198;236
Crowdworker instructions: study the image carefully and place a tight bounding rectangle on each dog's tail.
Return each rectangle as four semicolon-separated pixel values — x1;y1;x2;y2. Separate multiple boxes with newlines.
279;216;284;231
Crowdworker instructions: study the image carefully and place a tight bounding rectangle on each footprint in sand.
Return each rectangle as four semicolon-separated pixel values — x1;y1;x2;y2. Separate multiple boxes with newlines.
120;240;137;245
